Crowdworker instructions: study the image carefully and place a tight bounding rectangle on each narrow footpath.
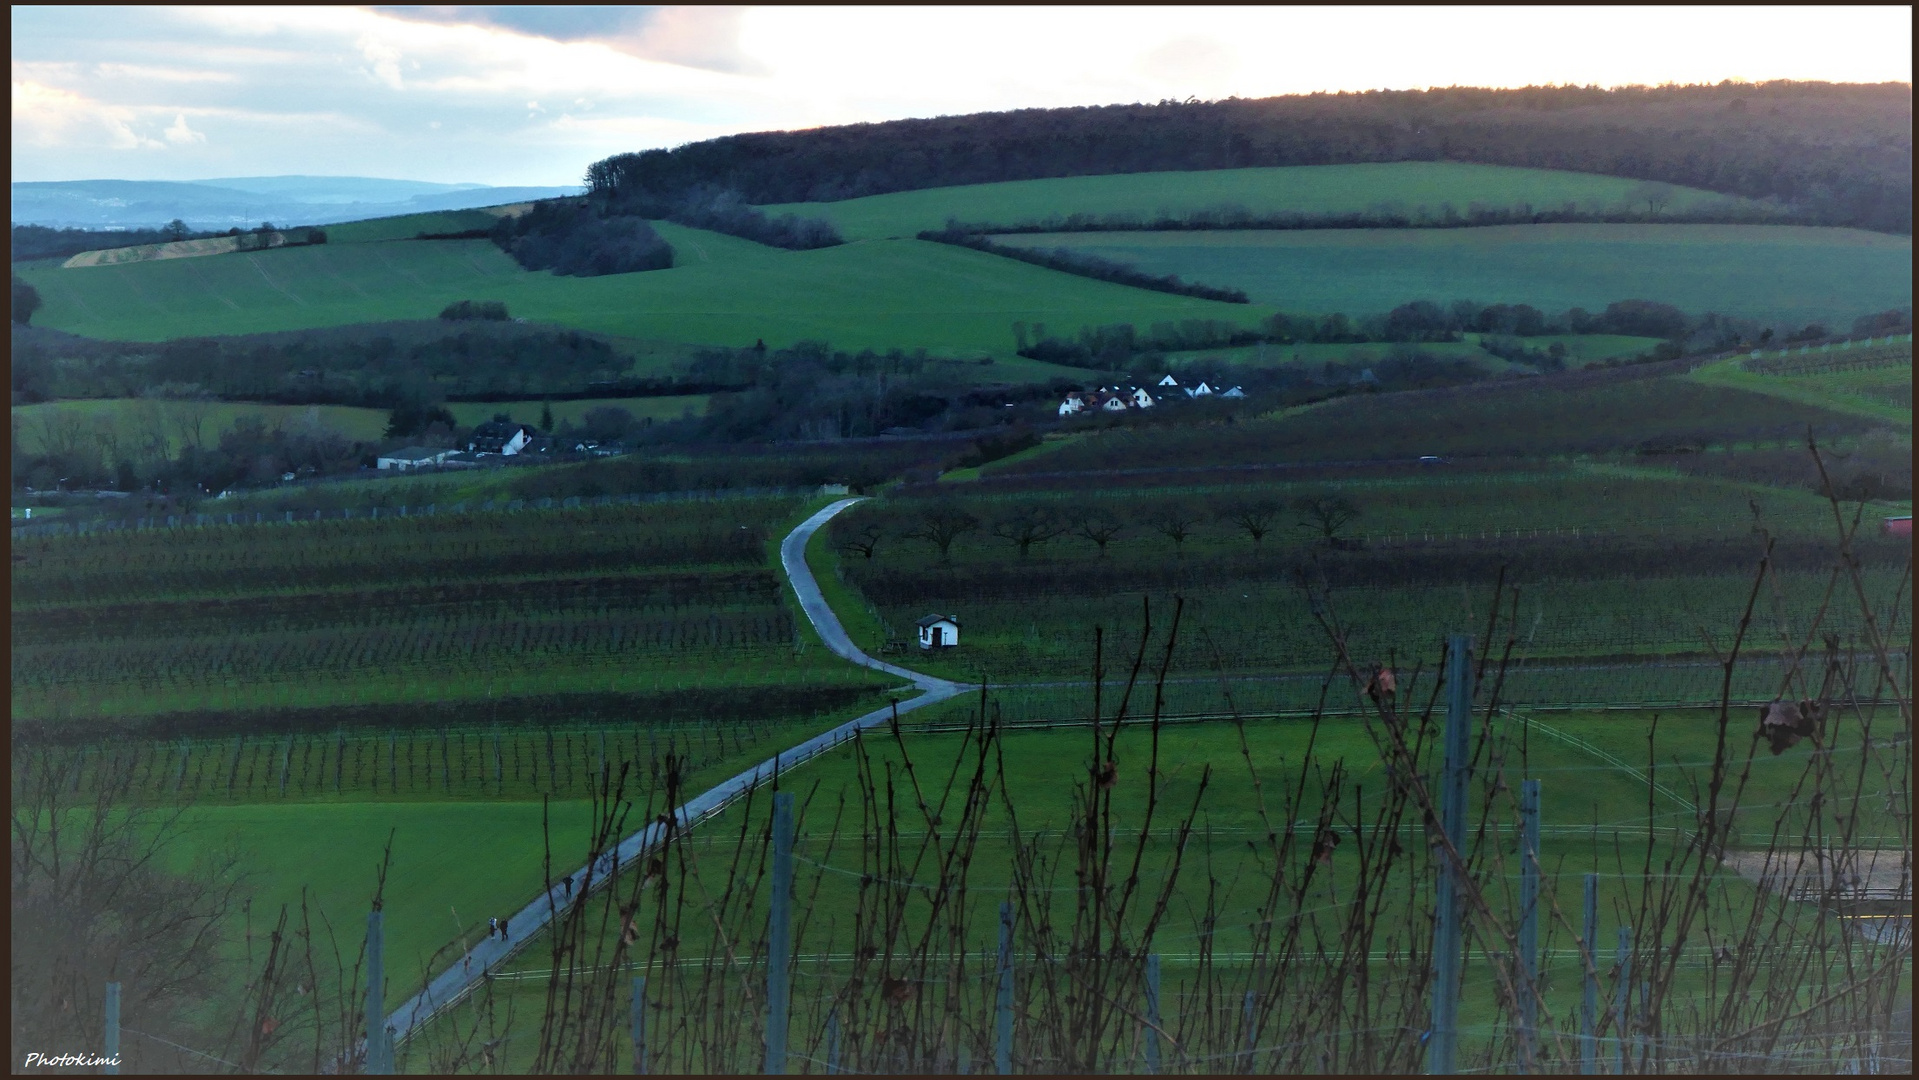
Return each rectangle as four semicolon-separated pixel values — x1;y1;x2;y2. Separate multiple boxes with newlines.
379;497;972;1049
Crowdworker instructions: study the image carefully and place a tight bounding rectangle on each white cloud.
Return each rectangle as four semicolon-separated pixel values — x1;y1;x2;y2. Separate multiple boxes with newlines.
163;112;205;145
12;75;161;150
356;34;406;90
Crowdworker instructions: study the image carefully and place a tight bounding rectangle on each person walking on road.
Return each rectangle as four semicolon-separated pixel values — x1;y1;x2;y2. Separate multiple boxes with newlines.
488;916;499;939
500;916;510;940
563;874;574;898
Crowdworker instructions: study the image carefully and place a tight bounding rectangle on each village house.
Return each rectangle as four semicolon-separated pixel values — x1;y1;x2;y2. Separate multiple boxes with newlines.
376;446;453;471
467;419;537;456
1057;386;1155;416
917;614;960;649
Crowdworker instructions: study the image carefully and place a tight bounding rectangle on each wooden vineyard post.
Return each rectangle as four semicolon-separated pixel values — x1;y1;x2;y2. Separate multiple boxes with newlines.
996;901;1014;1075
104;981;121;1075
334;731;344;794
764;792;794;1074
440;729;451;794
631;976;648;1074
1428;634;1473;1075
279;738;292;797
1518;778;1542;1073
1580;873;1598;1075
493;727;503;792
546;726;557;793
1144;953;1163;1074
366;905;390;1074
175;740;191;794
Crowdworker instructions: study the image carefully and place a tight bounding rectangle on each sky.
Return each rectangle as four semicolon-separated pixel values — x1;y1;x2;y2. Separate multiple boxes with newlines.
11;5;1914;187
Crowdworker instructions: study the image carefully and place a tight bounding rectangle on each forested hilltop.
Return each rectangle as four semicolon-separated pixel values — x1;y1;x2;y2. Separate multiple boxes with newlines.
587;82;1912;232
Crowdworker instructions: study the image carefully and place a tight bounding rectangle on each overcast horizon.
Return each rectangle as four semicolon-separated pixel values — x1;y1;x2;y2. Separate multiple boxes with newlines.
12;5;1914;188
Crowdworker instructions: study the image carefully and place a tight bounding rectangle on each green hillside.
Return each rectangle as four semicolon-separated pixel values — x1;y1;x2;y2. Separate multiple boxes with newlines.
320;208;501;244
760;162;1765;240
994;224;1913;325
16;223;1257;364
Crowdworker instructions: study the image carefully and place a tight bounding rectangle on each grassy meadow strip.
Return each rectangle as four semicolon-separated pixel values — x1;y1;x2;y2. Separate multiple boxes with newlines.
989;224;1913;325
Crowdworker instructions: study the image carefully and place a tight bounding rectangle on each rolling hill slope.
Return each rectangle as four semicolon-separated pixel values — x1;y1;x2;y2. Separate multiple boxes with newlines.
15;222;1260;362
760;162;1765;240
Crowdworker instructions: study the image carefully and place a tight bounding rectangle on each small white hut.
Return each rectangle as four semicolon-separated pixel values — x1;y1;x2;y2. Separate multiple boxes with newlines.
917;614;960;649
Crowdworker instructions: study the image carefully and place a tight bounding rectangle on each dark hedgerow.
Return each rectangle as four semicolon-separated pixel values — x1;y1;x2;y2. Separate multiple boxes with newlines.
493;199;675;277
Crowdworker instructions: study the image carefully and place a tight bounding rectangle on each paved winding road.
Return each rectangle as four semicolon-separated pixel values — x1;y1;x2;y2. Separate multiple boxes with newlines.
379;497;971;1050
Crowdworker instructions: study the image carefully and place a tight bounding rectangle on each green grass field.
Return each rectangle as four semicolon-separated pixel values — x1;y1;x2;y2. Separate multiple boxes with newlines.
12;398;392;456
994;224;1914;326
760;163;1762;241
15;224;1256;363
1688;339;1913;427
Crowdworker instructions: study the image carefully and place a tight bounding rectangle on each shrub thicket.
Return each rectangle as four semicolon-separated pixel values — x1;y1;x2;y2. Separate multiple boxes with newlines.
492;201;674;277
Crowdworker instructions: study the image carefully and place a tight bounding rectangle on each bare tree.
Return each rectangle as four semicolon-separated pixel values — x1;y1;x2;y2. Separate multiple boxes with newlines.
1142;502;1204;555
11;746;245;1072
1221;498;1281;547
1628;181;1677;216
900;503;980;563
32;409;88;461
1292;491;1361;546
990;505;1067;559
836;520;886;560
1071;508;1127;557
130;398;171;469
171;396;216;454
90;416;126;480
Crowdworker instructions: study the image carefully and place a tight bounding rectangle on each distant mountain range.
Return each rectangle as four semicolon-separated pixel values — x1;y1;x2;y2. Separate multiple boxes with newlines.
10;176;583;230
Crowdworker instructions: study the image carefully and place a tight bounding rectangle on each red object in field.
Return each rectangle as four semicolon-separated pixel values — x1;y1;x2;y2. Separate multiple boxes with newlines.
1887;516;1912;537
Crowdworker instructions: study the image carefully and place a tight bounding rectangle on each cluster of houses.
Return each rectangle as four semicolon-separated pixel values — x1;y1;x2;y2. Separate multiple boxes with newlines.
375;419;621;473
1057;374;1245;417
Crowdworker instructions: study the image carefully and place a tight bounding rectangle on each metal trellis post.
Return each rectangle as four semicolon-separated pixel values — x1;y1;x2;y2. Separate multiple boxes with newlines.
1429;633;1474;1075
1580;873;1598;1075
1616;927;1631;1075
997;900;1014;1075
366;906;389;1074
764;792;794;1074
105;981;121;1075
1518;778;1542;1074
826;1010;841;1075
1240;989;1259;1072
1144;953;1163;1074
632;976;647;1074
